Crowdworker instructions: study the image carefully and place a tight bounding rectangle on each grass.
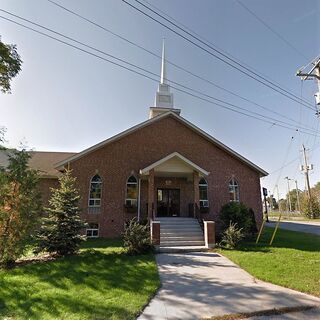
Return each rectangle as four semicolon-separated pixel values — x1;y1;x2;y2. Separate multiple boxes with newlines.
218;227;320;297
269;211;320;222
0;239;160;320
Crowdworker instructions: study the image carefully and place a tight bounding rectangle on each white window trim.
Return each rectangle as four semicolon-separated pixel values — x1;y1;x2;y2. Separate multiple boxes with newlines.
86;224;99;238
229;178;240;202
199;178;209;207
88;175;102;208
125;175;138;206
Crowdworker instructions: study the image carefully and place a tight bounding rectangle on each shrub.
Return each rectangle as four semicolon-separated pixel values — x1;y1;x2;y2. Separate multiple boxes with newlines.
220;222;244;249
123;218;153;255
300;195;320;219
219;202;256;237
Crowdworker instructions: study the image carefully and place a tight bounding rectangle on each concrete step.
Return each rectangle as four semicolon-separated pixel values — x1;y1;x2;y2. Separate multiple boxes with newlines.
161;227;202;233
160;223;201;227
159;223;200;227
161;237;204;243
158;246;209;253
156;217;195;220
160;231;203;236
160;240;205;247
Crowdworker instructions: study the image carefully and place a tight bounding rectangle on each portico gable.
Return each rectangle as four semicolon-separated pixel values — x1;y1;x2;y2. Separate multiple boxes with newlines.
140;152;209;219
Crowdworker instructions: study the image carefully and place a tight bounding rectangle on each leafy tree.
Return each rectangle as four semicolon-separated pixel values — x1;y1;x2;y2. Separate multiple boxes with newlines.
35;170;86;256
0;37;22;93
285;189;302;212
312;182;320;202
278;199;287;212
300;194;320;219
0;148;41;268
267;196;278;210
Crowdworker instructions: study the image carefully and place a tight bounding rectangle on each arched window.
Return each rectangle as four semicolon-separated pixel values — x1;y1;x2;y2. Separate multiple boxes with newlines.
126;175;138;207
199;178;209;208
229;178;239;202
89;175;102;207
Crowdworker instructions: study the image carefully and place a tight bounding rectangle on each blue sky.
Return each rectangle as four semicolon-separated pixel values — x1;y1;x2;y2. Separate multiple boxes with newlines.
0;0;319;199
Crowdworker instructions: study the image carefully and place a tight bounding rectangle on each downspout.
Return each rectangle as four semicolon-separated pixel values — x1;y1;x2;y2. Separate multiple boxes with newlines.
137;178;141;222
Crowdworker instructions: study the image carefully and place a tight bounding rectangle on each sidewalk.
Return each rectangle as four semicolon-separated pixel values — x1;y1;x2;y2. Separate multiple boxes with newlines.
138;252;320;320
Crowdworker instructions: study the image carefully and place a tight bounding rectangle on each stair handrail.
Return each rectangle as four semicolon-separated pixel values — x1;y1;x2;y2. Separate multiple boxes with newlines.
194;203;204;233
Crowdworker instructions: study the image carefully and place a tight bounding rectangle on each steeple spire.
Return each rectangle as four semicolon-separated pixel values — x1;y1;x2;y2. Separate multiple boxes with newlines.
160;39;167;84
148;40;181;119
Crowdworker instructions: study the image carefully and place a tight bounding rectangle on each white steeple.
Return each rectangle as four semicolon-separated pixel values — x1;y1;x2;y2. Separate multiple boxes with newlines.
149;40;181;119
160;40;167;85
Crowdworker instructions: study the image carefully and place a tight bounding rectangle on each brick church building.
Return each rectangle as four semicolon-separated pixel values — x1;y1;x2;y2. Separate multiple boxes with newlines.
1;44;267;242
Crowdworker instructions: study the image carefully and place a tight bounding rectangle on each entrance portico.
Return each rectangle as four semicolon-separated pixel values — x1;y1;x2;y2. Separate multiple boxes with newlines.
140;152;209;219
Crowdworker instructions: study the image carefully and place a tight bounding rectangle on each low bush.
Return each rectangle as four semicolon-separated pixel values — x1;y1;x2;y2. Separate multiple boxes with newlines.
219;202;256;237
300;195;320;219
123;218;154;255
220;222;244;249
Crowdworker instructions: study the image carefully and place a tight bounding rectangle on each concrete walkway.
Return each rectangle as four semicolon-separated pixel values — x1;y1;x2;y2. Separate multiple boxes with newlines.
267;220;320;236
138;252;320;320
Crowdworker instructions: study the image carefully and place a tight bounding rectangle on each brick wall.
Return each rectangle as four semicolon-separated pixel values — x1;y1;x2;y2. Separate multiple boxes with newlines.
53;114;263;238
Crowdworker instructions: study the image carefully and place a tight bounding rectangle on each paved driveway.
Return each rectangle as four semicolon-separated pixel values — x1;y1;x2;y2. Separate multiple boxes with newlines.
267;220;320;236
138;252;320;320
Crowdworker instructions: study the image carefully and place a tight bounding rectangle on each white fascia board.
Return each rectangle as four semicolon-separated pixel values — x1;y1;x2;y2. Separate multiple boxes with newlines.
55;111;268;177
140;152;210;176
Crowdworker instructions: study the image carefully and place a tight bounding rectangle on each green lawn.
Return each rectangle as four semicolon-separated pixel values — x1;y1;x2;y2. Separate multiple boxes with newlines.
269;211;320;222
0;239;160;320
218;227;320;297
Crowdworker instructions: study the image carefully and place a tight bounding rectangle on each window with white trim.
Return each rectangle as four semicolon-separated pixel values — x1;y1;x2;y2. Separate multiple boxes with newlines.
125;175;138;207
86;223;99;238
199;178;209;208
229;178;239;202
89;175;102;207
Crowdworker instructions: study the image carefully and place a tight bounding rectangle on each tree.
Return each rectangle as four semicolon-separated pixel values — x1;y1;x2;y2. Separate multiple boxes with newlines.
284;189;302;212
0;148;41;267
0;37;22;93
35;170;87;256
278;199;287;212
300;194;320;219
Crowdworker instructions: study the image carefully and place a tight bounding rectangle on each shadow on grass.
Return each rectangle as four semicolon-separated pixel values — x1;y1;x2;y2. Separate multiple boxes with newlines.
0;239;159;320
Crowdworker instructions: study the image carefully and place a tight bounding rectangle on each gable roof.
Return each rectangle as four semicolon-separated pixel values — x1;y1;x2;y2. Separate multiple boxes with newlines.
140;152;210;177
55;111;268;177
0;150;76;178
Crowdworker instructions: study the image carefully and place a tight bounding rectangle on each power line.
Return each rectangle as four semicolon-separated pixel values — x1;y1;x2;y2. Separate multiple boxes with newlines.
1;14;319;138
122;0;314;110
0;11;317;135
141;0;291;92
45;0;313;131
235;0;309;60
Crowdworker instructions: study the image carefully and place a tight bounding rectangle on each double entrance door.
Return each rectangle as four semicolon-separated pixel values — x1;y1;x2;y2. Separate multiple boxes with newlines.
157;188;180;217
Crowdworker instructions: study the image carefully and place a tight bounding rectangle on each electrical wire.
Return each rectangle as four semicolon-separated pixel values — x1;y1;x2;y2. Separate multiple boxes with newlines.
236;0;309;61
1;11;319;137
141;0;297;93
45;0;313;131
123;0;314;110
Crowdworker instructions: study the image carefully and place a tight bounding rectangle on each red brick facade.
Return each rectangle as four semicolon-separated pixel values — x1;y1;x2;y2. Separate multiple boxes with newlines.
55;114;264;238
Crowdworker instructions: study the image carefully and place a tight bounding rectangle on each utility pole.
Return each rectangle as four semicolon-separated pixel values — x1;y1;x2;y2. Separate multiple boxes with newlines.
297;57;320;115
294;180;301;213
285;177;292;213
301;145;312;200
275;184;281;212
